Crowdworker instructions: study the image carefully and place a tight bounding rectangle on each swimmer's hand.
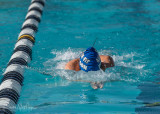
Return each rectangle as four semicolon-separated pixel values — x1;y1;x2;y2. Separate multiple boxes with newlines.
69;79;104;89
90;82;104;89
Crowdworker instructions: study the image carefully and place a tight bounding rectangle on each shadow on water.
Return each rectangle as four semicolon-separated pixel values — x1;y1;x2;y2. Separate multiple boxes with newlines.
136;81;160;113
135;62;160;113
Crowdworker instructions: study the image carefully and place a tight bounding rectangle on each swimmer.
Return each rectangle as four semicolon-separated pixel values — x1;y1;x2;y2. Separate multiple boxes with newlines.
65;47;114;89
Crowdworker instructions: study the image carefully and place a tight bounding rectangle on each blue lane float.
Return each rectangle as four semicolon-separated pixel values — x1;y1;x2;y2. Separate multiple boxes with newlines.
0;0;45;113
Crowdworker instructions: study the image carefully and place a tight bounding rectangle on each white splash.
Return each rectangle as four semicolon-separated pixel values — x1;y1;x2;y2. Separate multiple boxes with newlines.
51;48;82;61
42;48;147;84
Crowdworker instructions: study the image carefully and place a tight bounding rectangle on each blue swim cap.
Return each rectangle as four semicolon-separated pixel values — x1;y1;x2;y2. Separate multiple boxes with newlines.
79;47;101;72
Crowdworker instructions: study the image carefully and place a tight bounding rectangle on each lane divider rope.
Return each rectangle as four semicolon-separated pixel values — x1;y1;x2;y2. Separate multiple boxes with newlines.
0;0;45;113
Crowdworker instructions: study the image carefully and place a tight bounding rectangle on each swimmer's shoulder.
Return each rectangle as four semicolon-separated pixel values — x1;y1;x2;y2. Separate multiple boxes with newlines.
65;58;80;71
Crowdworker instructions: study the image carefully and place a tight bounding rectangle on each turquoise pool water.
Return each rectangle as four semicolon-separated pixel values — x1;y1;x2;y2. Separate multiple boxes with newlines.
0;0;160;113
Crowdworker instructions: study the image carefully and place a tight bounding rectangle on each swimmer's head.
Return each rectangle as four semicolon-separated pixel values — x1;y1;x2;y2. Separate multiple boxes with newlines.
79;47;101;72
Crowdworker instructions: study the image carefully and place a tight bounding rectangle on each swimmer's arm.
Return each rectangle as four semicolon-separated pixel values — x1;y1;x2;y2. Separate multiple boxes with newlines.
65;58;80;71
